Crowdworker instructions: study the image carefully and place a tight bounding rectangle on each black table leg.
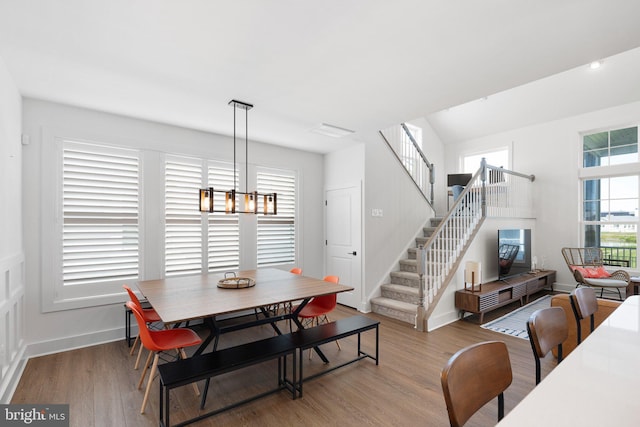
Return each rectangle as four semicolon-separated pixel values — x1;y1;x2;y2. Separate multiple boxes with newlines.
290;299;329;363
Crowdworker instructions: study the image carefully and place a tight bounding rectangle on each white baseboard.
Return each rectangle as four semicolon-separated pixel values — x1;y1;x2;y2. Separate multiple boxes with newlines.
26;327;126;359
427;310;459;331
552;282;574;294
1;345;27;404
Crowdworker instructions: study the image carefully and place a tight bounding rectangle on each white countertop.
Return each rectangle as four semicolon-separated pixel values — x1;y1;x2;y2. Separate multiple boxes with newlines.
497;295;640;426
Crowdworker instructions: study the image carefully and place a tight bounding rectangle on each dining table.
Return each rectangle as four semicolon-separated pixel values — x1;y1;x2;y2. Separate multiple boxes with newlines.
136;268;354;360
497;295;640;426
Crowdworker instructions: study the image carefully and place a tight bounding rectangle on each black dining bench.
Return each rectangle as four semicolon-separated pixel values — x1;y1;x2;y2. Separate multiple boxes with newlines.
156;315;380;426
157;333;297;427
289;315;380;397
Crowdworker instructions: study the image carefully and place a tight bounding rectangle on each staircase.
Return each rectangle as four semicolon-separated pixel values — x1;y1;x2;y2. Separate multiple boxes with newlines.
369;138;536;330
370;160;537;329
371;217;443;324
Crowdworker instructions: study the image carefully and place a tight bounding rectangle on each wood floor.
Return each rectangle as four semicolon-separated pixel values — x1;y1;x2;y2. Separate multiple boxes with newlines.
12;295;558;427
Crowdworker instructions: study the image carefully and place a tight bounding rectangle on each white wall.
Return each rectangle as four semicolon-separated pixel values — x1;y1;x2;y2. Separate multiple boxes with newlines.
0;55;26;402
440;100;640;319
362;121;445;306
21;99;325;356
407;117;448;215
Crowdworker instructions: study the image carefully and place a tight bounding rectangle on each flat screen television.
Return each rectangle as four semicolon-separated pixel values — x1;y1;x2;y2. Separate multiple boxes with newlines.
498;229;532;279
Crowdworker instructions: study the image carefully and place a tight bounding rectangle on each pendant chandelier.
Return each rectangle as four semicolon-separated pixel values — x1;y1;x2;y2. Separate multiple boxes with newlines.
199;100;277;215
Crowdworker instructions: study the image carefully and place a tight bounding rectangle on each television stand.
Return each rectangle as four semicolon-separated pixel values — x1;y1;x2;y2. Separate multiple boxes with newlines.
455;270;556;324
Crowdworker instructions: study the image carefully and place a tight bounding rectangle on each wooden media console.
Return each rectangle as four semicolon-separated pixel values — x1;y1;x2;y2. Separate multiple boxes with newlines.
455;270;556;323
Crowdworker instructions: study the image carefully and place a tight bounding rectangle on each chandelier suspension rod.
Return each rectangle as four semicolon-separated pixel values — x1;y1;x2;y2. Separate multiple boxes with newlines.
233;102;237;192
245;104;248;193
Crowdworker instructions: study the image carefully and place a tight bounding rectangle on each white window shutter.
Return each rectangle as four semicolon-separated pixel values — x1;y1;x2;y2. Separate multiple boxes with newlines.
62;142;140;285
165;158;203;276
207;163;239;271
257;170;296;266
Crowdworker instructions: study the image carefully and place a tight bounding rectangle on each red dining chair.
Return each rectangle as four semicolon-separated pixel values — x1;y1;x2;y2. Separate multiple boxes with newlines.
123;285;163;370
127;301;202;414
297;275;340;357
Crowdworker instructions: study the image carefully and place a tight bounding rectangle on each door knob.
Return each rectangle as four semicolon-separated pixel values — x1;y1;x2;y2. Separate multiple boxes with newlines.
348;251;357;256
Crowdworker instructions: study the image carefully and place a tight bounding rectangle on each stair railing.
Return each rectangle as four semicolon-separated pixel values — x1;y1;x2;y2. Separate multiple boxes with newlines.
379;124;435;208
416;159;535;330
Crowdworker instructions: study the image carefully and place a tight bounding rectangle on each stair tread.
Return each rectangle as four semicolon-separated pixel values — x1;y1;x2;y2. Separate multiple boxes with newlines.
371;297;417;312
391;271;419;278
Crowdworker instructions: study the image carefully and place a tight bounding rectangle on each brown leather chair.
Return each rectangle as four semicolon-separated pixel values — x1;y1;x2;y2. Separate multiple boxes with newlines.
441;341;512;427
527;307;568;385
570;287;598;344
550;293;620;356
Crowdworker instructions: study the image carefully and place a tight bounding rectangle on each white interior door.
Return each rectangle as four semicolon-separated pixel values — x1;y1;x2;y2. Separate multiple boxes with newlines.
325;184;362;309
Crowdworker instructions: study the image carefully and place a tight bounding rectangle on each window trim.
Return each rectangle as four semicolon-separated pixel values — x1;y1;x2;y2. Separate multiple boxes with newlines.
41;132;144;312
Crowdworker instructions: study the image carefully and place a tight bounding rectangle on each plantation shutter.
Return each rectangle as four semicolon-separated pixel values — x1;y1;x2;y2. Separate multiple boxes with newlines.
257;169;296;266
165;157;203;276
62;141;139;286
207;163;239;271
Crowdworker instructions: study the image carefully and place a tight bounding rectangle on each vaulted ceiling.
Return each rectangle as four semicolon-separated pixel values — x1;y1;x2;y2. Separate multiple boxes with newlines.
1;1;640;152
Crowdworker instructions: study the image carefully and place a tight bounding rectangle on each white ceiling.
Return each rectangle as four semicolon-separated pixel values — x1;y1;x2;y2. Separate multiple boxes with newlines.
1;0;640;152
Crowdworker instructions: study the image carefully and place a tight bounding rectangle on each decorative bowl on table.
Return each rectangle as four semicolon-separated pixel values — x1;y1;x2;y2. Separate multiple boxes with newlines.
217;276;256;289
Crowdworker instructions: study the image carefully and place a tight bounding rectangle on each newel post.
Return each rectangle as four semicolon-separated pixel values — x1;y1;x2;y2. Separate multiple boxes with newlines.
416;245;427;332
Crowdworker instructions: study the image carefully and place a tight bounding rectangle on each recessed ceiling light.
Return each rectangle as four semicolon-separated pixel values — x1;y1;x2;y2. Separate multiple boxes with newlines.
589;60;604;69
309;123;355;138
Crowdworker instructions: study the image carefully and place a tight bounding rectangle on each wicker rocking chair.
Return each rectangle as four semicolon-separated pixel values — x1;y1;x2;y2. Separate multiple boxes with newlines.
561;247;629;300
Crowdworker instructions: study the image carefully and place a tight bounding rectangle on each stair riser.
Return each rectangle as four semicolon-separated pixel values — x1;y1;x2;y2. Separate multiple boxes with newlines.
370;302;415;324
424;226;463;234
430;218;443;227
415;237;459;246
398;262;445;275
381;288;420;305
390;272;421;288
407;248;453;259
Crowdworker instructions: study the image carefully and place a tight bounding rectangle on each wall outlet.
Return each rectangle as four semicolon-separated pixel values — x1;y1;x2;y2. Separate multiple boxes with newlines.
371;208;383;217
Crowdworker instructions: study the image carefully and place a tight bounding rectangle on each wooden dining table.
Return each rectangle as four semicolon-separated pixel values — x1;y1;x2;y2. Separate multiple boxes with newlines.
136;268;354;360
497;295;640;426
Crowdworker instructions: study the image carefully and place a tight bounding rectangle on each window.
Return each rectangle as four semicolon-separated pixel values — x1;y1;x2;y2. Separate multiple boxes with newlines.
164;157;239;276
581;126;639;268
582;176;638;268
257;169;296;266
463;148;509;174
583;126;638;167
62;142;140;286
401;124;423;175
42;132;300;312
